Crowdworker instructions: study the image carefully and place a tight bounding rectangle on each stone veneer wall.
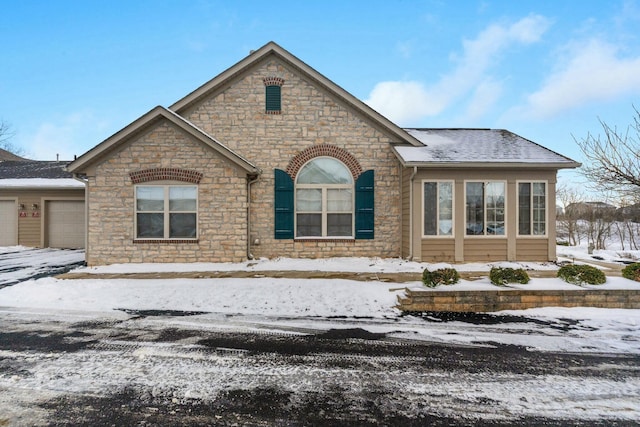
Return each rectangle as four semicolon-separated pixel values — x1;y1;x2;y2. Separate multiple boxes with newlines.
181;57;403;259
86;122;248;265
398;288;640;312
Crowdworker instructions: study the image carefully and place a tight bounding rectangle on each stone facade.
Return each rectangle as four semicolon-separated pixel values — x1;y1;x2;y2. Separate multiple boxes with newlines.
179;57;403;259
86;122;249;265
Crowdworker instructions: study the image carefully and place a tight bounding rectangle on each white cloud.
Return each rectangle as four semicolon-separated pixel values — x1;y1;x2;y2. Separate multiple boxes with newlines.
515;39;640;119
22;111;108;161
365;14;551;125
463;79;504;122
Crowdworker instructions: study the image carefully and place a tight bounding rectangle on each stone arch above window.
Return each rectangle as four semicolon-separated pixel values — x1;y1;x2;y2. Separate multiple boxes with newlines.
286;145;363;180
129;168;203;184
263;76;285;87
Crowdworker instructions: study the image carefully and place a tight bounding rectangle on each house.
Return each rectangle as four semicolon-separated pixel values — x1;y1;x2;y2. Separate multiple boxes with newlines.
66;42;579;266
0;155;85;248
616;203;640;223
565;201;617;220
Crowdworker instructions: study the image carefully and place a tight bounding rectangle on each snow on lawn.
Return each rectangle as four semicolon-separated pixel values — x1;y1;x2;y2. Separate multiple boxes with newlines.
2;245;640;355
0;276;401;318
74;256;561;274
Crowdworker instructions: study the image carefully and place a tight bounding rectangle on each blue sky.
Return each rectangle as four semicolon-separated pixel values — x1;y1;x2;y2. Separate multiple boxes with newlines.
2;0;640;189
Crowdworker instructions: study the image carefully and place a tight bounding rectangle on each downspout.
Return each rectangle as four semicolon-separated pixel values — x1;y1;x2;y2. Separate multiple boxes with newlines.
246;173;260;260
408;166;417;260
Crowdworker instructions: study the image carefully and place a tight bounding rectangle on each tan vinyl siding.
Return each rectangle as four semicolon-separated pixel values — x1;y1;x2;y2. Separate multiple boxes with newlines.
421;239;455;262
464;239;508;261
0;189;85;247
411;168;558;262
516;238;549;261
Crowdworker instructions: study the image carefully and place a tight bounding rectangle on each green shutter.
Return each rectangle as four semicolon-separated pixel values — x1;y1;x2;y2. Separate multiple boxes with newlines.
355;169;374;239
274;169;294;239
265;85;281;112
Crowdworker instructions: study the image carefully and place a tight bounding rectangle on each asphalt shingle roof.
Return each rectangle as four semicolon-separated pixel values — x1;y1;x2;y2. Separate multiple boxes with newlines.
0;161;74;179
394;128;579;167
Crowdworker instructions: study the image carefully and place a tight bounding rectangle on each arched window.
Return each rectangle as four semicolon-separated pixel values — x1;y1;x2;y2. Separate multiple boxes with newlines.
295;157;354;237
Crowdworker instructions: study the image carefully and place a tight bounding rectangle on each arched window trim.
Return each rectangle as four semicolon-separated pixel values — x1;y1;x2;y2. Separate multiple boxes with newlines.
294;157;354;238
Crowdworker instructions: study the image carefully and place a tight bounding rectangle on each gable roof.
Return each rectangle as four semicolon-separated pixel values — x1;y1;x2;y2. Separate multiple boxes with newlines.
0;160;84;189
170;41;422;147
393;128;581;169
66;106;260;175
0;148;27;162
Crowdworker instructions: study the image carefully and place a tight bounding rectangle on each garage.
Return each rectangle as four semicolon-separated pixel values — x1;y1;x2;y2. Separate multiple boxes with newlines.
0;200;17;246
47;201;85;248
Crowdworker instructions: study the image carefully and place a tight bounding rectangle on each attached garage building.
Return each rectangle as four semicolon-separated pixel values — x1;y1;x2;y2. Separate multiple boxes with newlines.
0;157;86;248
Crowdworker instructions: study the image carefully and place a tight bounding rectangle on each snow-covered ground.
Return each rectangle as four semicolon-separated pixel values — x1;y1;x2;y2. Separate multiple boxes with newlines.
1;244;640;354
0;247;84;287
1;245;640;424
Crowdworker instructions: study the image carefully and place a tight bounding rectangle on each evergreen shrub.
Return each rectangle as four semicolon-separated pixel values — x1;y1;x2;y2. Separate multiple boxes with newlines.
489;267;530;286
422;268;460;288
557;264;606;285
622;263;640;282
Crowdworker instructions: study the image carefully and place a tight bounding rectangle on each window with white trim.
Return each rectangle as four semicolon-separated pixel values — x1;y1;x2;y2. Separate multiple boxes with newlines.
295;157;353;237
466;181;505;236
135;185;197;239
518;182;546;235
423;181;453;236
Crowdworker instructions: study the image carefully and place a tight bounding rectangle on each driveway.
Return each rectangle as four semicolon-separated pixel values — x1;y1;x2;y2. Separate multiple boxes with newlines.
0;248;85;288
1;308;639;426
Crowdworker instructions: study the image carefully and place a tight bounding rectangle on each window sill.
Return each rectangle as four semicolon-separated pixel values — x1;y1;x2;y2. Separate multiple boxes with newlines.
133;239;199;244
294;237;355;242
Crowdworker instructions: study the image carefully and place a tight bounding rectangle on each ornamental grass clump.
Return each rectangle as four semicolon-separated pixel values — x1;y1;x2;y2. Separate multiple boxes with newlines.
489;267;530;286
557;264;606;285
422;267;460;288
622;263;640;282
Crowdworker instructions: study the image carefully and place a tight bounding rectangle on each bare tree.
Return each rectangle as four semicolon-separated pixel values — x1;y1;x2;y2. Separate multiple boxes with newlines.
556;184;584;246
0;120;26;157
576;108;640;197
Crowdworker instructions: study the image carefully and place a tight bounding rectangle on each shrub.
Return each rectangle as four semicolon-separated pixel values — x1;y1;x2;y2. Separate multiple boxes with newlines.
557;264;606;285
422;267;460;288
489;267;530;286
556;240;570;246
622;263;640;282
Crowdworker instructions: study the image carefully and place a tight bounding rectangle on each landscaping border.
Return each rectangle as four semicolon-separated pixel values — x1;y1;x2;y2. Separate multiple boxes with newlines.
397;288;640;312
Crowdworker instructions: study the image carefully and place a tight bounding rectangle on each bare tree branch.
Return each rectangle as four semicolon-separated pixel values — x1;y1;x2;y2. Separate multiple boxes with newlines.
0;119;26;157
576;107;640;197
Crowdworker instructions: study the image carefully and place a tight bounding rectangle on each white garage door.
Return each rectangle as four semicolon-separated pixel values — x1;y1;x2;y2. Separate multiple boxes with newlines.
47;201;85;248
0;200;18;246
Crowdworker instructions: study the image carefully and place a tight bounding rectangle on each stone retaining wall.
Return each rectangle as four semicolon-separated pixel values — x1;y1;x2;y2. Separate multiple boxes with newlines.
397;288;640;312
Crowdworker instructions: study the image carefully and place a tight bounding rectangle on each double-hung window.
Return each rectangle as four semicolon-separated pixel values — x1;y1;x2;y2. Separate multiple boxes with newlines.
518;182;546;235
136;185;197;239
423;181;453;236
466;181;505;236
295;157;353;237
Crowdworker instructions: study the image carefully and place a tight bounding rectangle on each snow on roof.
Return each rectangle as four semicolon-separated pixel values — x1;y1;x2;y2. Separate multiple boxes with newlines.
0;178;84;189
395;128;580;167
